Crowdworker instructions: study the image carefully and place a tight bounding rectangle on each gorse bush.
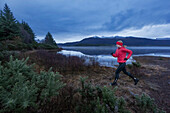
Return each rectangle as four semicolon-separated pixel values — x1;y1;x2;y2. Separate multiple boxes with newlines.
132;61;141;67
127;64;132;69
118;97;131;113
0;50;19;63
0;56;65;113
76;77;97;113
77;77;165;113
127;61;143;78
36;68;65;101
76;77;130;113
135;93;165;113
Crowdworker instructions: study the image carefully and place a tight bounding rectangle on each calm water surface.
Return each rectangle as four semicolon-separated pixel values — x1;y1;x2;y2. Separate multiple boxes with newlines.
58;46;170;67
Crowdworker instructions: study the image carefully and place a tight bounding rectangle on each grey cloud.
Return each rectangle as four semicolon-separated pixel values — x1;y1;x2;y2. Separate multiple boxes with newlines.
0;0;170;42
103;8;170;31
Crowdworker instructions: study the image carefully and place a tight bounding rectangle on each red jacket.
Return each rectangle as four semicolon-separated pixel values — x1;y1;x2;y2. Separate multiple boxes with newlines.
112;46;133;63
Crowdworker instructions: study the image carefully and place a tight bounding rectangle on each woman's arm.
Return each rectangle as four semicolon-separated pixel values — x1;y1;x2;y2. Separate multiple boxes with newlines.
122;48;132;59
112;49;118;57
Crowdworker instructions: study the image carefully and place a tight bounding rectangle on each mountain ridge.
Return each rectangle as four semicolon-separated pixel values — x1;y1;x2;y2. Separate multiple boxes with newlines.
58;36;170;46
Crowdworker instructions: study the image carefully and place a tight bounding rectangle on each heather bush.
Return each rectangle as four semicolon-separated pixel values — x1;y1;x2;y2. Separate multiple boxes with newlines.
0;56;64;113
18;50;99;75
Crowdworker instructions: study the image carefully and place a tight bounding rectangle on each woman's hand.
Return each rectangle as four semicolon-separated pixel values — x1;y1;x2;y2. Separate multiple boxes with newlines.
110;52;113;55
124;58;128;60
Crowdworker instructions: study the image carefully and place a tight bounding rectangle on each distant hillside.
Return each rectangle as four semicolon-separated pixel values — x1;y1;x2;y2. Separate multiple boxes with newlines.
58;36;170;46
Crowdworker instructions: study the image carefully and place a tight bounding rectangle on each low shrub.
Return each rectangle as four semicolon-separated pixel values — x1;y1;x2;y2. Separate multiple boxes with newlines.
0;56;65;113
132;62;141;67
135;93;165;113
127;64;133;69
127;61;143;78
36;43;59;50
76;77;130;113
7;43;16;50
0;51;19;63
18;50;100;75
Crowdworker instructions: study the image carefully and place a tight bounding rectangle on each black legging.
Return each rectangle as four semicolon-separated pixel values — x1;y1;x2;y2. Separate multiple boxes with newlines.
114;62;135;82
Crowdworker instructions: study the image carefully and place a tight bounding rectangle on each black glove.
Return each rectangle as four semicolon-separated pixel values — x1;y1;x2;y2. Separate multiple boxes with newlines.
124;58;128;60
110;52;113;55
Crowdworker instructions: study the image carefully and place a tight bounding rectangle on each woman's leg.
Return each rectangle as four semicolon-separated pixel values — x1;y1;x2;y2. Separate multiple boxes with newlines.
122;66;135;80
111;63;126;85
122;64;139;85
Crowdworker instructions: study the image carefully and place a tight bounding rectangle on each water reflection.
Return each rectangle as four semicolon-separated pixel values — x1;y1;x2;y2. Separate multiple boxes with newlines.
58;46;170;67
60;46;170;55
58;50;135;68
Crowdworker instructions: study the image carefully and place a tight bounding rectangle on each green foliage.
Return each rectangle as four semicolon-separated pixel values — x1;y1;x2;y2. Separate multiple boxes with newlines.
0;4;60;51
76;77;130;113
135;93;166;113
77;77;97;113
36;68;65;101
0;56;37;112
158;57;163;60
0;50;19;63
132;61;141;67
37;43;59;49
44;32;57;46
127;64;132;69
95;97;108;113
21;21;35;41
102;86;118;111
118;97;131;113
0;4;20;40
0;56;64;112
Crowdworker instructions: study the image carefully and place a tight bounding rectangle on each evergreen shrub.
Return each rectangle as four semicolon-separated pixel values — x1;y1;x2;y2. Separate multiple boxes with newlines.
0;56;65;113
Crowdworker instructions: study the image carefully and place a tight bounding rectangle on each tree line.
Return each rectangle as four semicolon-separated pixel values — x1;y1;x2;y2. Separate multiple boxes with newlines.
0;4;58;50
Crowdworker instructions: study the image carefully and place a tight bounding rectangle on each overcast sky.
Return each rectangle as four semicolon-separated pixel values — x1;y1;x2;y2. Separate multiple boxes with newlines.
0;0;170;43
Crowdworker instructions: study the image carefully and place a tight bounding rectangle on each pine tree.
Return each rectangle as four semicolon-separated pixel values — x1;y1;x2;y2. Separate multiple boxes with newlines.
44;32;57;46
0;4;19;41
21;20;36;42
0;10;3;34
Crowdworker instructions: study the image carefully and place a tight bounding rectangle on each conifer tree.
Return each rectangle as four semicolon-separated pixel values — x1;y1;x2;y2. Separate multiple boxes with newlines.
44;32;57;46
0;4;19;41
0;10;2;34
21;20;35;42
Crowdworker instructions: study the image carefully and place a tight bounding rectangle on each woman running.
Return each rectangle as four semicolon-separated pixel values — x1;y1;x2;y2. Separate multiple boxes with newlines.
110;40;139;86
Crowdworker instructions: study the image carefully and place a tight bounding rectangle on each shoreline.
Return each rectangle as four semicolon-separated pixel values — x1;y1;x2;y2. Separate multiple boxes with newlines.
133;54;170;58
